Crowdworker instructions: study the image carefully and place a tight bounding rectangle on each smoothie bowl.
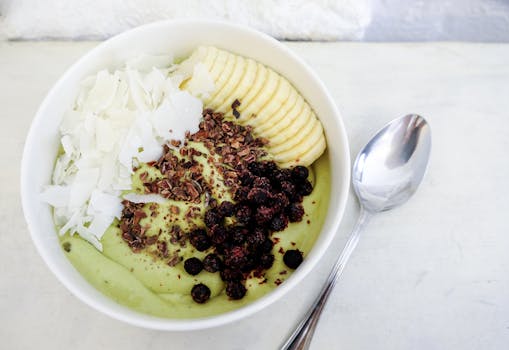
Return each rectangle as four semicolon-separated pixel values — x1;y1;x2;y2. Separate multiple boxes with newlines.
21;20;350;330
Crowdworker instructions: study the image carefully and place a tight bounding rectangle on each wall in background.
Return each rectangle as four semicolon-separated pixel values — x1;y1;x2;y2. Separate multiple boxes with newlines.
366;0;509;42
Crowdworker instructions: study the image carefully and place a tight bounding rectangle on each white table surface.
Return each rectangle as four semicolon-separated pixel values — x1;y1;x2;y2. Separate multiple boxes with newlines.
1;41;508;350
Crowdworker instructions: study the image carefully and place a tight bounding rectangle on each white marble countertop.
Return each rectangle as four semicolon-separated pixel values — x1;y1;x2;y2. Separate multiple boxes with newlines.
1;41;508;350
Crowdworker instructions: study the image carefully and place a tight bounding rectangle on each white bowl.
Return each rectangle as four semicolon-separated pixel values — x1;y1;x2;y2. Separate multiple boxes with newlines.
20;20;350;331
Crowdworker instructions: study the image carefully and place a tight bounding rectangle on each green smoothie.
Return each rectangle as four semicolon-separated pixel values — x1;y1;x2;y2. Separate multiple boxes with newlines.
60;152;330;318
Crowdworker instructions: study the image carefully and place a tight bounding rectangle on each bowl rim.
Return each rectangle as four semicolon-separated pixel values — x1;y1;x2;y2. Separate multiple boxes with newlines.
20;19;351;331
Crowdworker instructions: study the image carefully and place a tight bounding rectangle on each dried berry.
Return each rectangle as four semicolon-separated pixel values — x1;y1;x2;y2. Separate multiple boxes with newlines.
280;181;296;198
239;171;255;186
291;166;309;182
204;208;222;228
298;180;313;196
271;192;290;212
184;257;203;275
254;206;275;224
252;177;272;191
203;253;223;273
259;161;278;176
236;205;252;224
220;268;244;282
270;212;289;232
191;283;211;303
218;201;235;217
247;227;266;248
189;228;212;251
234;186;250;201
240;256;257;273
247;162;263;176
261;239;274;253
247;187;270;205
273;169;292;183
224;246;248;268
230;226;248;245
210;225;228;245
260;253;275;269
283;249;303;269
287;202;305;222
226;281;247;300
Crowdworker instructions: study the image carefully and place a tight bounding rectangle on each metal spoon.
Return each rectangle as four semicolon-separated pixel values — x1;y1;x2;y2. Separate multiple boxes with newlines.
281;114;431;350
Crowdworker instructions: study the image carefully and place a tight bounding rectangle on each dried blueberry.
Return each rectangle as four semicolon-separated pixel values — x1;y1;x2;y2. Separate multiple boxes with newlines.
280;181;296;198
184;257;203;275
252;177;272;191
204;208;222;228
203;253;223;273
291;166;309;182
260;161;277;176
234;186;250;201
191;283;211;303
247;227;266;248
298;180;313;196
261;239;274;253
218;201;235;217
273;169;292;183
270;212;289;232
247;187;270;205
224;246;248;268
220;268;244;282
210;225;228;245
271;192;290;212
283;249;303;269
236;205;252;224
239;171;255;186
248;162;263;176
260;253;275;269
226;281;247;300
287;202;305;222
254;206;275;225
189;229;212;251
229;226;248;245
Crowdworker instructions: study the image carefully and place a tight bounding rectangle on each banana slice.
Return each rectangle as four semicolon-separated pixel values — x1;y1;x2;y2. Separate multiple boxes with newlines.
273;120;324;163
224;63;268;119
280;136;326;168
268;107;313;146
204;52;235;107
258;94;305;136
202;46;220;70
207;55;245;111
270;115;319;155
248;78;291;127
255;87;299;135
238;69;279;121
215;58;257;114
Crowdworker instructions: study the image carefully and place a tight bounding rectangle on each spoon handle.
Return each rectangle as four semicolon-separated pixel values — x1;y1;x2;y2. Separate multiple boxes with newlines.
280;208;372;350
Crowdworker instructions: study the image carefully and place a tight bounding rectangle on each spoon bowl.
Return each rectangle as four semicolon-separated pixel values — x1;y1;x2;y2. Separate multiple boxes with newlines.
353;114;431;213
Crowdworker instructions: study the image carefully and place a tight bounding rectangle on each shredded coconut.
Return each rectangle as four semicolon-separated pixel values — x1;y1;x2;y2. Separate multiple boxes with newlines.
40;52;215;250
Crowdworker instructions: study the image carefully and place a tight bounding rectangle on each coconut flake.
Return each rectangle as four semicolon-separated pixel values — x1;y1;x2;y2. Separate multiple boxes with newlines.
40;185;70;207
151;91;202;141
186;62;216;99
68;168;100;208
41;50;213;250
83;70;119;112
87;190;122;219
123;193;167;204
